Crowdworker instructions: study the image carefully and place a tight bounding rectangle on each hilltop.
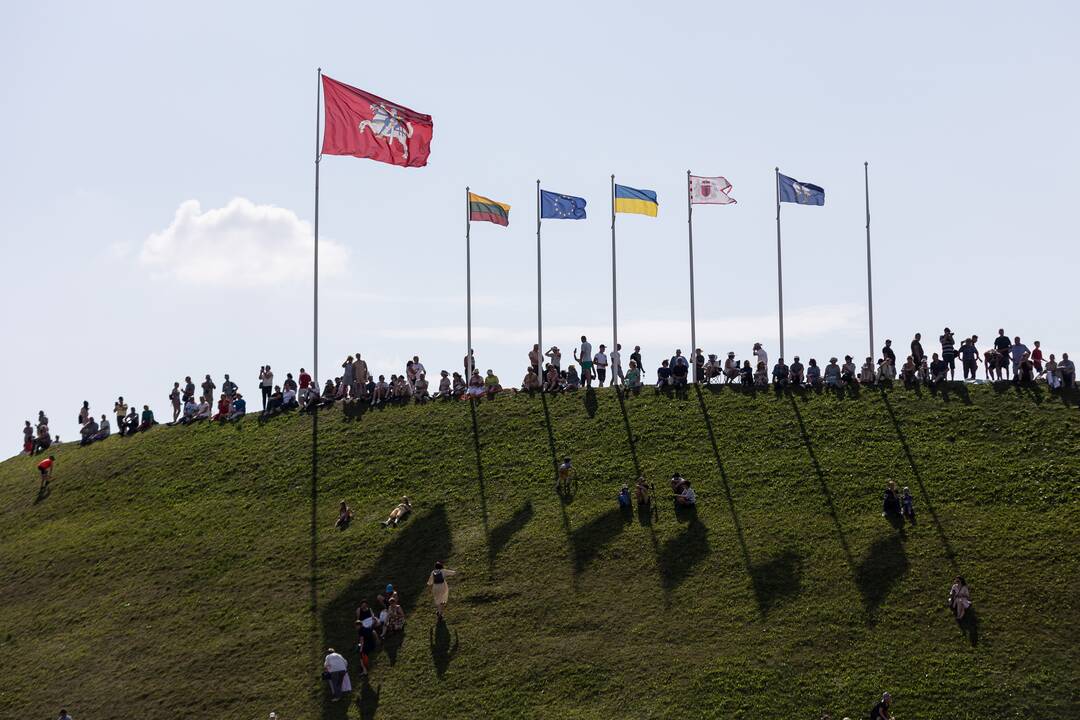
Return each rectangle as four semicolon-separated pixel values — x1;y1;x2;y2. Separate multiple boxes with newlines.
1;382;1077;719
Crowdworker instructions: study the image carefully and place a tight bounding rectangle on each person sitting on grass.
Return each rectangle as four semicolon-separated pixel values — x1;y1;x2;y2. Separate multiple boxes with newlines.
789;356;805;386
948;576;972;621
753;361;769;387
860;357;876;385
824;358;842;387
723;352;739;384
772;358;790;389
704;354;722;383
900;356;916;386
263;386;284;417
635;476;654;506
123;406;139;435
449;371;466;399
433;370;451;400
212;394;231;422
655;359;672;391
806;358;822;388
901;486;915;523
193;397;212;423
94;414;112;441
841;356;858;385
80;416;99;445
521;367;541;395
335;500;354;529
1017;351;1035;385
228;393;247;421
543;364;561;393
565;365;581;390
882;480;902;518
178;397;198;425
281;385;298;411
384;594;405;635
929;352;949;387
138;405;156;432
414;372;431;403
466;370;485;400
1044;354;1060;390
381;497;412;528
878;357;897;383
484;369;503;399
675;479;697;506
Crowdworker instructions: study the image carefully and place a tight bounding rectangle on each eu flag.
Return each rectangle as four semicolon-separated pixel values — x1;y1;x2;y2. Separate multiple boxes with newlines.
778;173;825;206
540;190;587;219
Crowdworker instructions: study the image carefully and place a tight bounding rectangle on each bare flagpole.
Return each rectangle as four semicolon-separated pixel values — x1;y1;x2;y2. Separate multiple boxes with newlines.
687;170;697;381
775;166;785;360
466;186;473;378
310;67;322;616
610;174;618;363
864;161;875;362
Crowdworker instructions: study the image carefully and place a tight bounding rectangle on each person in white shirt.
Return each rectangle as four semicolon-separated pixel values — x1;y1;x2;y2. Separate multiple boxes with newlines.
609;343;623;386
414;373;430;403
94;415;112;440
322;647;350;701
282;386;297;409
753;343;768;371
194;399;212;421
675;480;697;506
545;346;562;371
436;370;452;399
593;345;609;386
579;336;592;365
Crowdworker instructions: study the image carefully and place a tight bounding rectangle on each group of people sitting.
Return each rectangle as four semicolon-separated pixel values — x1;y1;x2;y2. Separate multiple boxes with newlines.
353;584;407;676
76;398;156;446
23;411;57;455
614;472;696;511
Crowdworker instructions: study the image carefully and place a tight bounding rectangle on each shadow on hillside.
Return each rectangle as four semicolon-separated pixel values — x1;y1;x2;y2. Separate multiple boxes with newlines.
991;379;1049;406
539;393;560;480
320;504;453;719
615;387;642;477
584;386;598;417
429;621;460;679
571;508;625;573
488;501;533;567
788;397;857;574
749;549;804;614
879;391;959;570
929;381;972;405
659;510;709;590
694;386;761;612
469;402;492;575
959;606;980;646
855;533;909;622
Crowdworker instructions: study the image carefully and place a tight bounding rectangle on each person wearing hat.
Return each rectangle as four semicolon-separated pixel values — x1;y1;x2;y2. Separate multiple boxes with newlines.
704;353;721;382
723;351;739;383
870;691;892;719
789;356;805;386
545;345;562;371
752;342;768;371
824;358;842;387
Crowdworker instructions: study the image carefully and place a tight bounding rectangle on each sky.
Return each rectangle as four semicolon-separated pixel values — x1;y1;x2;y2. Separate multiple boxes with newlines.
2;1;1079;451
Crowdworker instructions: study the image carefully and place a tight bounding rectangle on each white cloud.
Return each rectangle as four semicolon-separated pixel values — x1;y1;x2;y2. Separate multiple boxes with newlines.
139;198;347;287
379;304;862;349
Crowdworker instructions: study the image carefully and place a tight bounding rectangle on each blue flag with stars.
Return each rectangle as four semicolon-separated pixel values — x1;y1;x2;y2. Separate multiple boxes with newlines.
540;190;587;219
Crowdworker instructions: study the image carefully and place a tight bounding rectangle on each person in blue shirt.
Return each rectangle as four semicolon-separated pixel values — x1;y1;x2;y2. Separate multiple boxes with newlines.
655;360;673;391
901;487;916;523
228;393;246;422
772;359;790;388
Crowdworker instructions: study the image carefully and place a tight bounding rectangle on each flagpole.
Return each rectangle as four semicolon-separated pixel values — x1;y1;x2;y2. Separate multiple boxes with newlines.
775;166;785;360
466;186;473;378
536;180;543;380
687;170;697;382
610;174;618;366
864;161;874;362
311;67;321;614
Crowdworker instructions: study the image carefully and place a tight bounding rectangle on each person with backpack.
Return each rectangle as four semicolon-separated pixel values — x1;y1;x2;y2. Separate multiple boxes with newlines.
870;691;893;719
427;560;458;621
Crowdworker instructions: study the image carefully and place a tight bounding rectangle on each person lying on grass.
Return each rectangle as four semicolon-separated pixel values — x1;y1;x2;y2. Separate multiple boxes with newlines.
381;497;412;527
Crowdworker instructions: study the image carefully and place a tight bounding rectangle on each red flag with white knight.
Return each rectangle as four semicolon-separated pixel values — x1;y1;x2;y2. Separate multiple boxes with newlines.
321;74;433;167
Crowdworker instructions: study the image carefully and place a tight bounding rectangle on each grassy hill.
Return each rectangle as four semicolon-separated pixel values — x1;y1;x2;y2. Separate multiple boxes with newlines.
1;382;1078;719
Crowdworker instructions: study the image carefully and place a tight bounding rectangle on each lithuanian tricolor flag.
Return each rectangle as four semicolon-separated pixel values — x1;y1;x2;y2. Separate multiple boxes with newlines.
615;184;658;217
468;192;511;226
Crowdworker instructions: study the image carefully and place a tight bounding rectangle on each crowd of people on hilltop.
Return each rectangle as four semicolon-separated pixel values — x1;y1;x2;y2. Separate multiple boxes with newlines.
17;326;1076;458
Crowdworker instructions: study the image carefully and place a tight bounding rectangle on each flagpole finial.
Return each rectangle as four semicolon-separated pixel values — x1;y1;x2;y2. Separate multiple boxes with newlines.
318;67;322;72
775;166;779;172
864;161;868;167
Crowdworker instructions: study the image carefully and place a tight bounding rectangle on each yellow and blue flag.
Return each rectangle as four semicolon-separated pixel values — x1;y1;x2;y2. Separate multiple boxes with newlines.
615;184;658;217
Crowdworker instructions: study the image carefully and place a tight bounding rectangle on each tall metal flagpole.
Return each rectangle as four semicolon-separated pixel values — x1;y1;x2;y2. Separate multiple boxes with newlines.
775;167;785;360
465;186;473;378
536;180;543;376
864;161;875;361
311;67;321;614
687;170;697;380
610;175;618;361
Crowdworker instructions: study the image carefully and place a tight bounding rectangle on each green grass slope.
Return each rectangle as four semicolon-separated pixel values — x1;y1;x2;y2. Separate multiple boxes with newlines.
1;383;1078;719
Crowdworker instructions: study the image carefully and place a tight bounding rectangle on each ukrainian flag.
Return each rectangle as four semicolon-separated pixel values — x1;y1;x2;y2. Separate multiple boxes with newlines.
615;184;658;217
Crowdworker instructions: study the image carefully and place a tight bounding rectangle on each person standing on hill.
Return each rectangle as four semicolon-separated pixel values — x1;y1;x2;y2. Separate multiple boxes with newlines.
322;647;350;702
182;376;196;404
37;455;55;490
593;345;609;386
221;373;237;399
201;375;216;405
23;421;34;454
545;345;562;371
630;345;643;379
427;560;458;621
610;343;623;386
78;401;90;426
882;339;896;366
113;397;128;437
529;344;542;374
258;366;273;409
1059;352;1075;390
939;328;957;380
169;383;181;422
911;333;925;365
1009;337;1029;381
752;342;768;371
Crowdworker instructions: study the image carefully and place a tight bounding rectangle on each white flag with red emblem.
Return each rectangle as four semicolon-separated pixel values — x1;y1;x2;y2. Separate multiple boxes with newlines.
689;175;736;205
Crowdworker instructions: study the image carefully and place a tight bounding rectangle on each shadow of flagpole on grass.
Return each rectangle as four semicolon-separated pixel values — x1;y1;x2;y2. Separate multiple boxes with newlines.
879;390;960;569
468;401;492;577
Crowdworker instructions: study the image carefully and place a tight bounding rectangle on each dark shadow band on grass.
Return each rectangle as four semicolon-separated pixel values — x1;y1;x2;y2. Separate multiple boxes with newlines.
469;402;491;575
855;533;909;622
659;511;709;590
488;501;534;567
879;390;959;569
570;508;625;573
320;504;453;719
615;386;642;477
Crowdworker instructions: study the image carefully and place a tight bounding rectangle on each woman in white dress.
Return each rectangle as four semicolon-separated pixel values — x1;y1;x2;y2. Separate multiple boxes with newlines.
948;576;972;621
427;560;458;621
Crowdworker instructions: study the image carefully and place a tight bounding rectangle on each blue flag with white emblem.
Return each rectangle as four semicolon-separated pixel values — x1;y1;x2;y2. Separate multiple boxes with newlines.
540;190;587;219
778;174;825;206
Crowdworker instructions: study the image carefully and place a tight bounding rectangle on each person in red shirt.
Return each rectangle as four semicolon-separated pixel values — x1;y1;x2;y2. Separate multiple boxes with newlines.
37;455;55;490
298;368;313;406
1031;340;1044;374
212;394;231;422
